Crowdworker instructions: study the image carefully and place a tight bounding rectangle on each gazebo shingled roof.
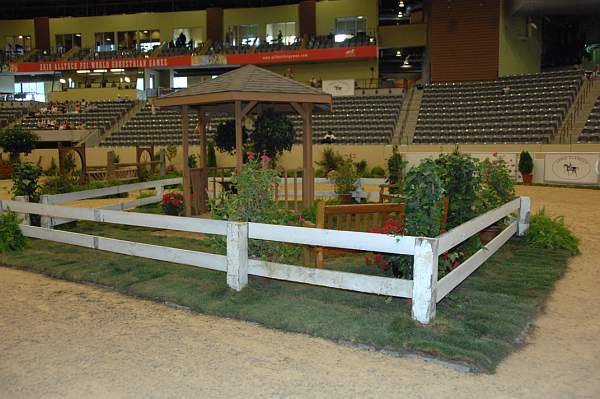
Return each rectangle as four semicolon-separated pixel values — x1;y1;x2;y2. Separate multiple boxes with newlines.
152;64;333;216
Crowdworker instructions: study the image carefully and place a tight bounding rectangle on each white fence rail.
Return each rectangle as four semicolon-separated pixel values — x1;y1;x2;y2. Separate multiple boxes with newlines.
0;195;530;324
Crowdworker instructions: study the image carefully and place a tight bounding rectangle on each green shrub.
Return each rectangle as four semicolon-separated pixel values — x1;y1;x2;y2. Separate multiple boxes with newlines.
11;162;41;201
386;145;407;194
315;147;344;176
354;159;370;177
370;166;385;178
435;151;480;229
518;151;534;175
329;156;357;195
527;209;579;255
0;126;39;163
252;109;296;162
477;158;515;213
188;154;198;169
0;211;26;253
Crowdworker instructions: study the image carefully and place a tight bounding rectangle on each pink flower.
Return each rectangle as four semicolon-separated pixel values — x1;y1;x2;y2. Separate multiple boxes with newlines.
247;151;256;161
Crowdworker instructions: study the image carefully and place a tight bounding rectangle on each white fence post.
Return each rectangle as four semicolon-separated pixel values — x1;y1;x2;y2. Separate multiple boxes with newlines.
411;237;439;324
14;196;30;225
518;196;531;236
155;184;164;201
39;195;52;228
226;221;249;291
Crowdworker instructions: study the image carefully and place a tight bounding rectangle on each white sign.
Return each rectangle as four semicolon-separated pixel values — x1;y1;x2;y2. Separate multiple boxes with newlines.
322;79;355;96
544;153;600;185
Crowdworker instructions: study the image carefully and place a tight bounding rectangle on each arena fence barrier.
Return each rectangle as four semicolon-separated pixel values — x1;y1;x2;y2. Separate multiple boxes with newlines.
0;195;530;324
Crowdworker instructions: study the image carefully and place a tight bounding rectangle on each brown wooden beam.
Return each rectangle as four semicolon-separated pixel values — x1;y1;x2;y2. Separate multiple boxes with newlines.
240;100;258;118
302;102;314;207
234;100;243;173
181;105;192;217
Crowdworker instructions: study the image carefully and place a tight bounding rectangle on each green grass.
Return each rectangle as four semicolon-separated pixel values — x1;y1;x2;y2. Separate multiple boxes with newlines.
0;220;572;373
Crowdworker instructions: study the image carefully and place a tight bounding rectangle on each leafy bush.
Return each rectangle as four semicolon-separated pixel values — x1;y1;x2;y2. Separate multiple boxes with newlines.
214;120;250;154
518;151;534;175
207;141;217;167
477;158;515;213
188;154;198;169
39;177;128;198
0;211;26;253
435;151;480;229
329;156;357;195
386;145;407;194
527;209;579;255
315;147;344;176
44;157;59;176
252;109;295;162
209;157;300;262
370;166;385;178
11;162;41;201
0;126;39;163
354;159;370;177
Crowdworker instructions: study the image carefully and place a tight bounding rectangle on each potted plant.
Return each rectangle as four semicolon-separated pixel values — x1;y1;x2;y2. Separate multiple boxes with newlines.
161;191;185;216
477;158;516;244
329;156;357;204
0;126;39;164
518;150;534;184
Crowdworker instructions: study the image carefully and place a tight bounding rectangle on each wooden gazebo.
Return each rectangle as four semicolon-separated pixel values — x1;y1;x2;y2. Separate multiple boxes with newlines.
153;65;332;216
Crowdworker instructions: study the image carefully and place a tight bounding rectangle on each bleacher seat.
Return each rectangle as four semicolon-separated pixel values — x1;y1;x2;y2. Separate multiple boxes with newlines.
413;70;584;144
577;95;600;143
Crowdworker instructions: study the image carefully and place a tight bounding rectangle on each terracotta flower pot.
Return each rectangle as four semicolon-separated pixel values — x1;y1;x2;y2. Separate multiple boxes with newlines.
0;164;12;179
521;174;533;185
479;223;502;245
338;193;354;204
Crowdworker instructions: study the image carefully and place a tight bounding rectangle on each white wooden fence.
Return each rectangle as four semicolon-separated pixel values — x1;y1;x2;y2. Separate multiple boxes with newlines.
0;195;530;324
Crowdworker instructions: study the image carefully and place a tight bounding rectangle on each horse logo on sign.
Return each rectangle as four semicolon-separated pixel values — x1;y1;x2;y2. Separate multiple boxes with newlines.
552;156;591;181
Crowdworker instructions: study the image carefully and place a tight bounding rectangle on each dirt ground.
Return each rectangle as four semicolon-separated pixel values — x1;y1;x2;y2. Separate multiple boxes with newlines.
1;185;600;398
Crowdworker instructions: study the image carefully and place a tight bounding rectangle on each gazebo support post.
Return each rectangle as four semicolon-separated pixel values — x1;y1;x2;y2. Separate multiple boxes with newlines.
301;102;314;207
234;100;243;173
181;105;192;217
197;108;209;214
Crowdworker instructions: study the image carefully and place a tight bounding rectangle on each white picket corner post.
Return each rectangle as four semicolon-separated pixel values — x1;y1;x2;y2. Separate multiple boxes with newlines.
518;196;531;237
155;184;164;201
411;237;439;324
14;196;30;225
226;221;249;291
39;195;52;228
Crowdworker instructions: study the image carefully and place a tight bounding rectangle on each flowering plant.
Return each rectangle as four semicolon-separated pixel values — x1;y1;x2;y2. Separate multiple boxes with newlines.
161;191;185;216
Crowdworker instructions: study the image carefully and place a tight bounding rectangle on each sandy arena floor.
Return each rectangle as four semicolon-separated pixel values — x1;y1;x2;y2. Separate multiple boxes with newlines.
1;185;600;398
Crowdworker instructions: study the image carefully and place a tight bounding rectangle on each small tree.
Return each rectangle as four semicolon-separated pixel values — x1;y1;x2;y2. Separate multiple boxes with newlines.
518;151;534;176
386;145;407;194
315;147;344;176
11;162;42;202
214;120;250;154
252;109;295;162
0;126;39;163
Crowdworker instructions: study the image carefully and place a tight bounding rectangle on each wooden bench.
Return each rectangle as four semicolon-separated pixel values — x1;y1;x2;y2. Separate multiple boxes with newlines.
303;199;449;268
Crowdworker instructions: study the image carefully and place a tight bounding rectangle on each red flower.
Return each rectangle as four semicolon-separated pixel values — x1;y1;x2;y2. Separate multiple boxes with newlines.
247;151;256;160
172;199;180;207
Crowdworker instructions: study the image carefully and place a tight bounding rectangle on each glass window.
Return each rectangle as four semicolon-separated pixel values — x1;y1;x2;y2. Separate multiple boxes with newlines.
266;22;296;45
95;32;115;52
335;16;367;42
13;81;45;102
138;29;160;52
117;31;137;50
55;33;82;52
5;35;32;53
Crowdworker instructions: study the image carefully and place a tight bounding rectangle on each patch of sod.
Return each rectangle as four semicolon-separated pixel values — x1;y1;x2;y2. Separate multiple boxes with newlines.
1;221;572;373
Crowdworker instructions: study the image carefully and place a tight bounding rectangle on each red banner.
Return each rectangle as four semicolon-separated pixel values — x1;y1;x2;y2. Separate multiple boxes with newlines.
226;45;377;65
9;46;377;73
10;55;193;73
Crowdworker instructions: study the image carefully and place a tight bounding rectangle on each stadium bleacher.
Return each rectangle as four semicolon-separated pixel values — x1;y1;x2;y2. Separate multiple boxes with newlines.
19;100;134;133
102;94;401;146
578;95;600;143
413;70;584;144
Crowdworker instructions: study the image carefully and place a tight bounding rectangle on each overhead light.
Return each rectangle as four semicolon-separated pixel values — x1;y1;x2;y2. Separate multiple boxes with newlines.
119;77;124;83
357;16;364;19
211;75;218;79
59;78;66;84
76;70;91;73
68;77;72;82
110;68;125;72
402;60;411;68
75;33;81;37
396;50;402;57
106;38;112;41
124;76;131;83
529;22;538;30
18;35;23;39
398;12;404;17
93;69;108;73
143;30;149;34
399;1;405;7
